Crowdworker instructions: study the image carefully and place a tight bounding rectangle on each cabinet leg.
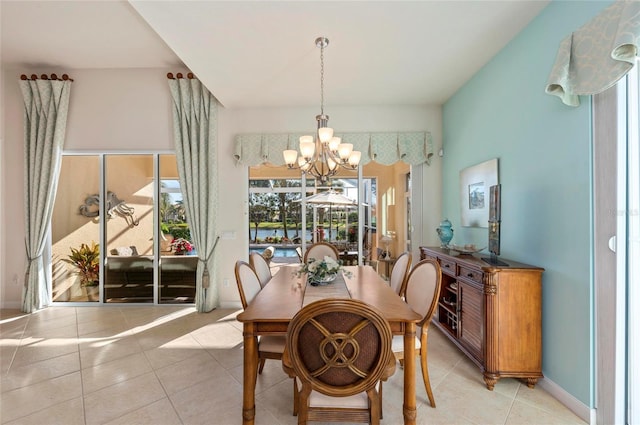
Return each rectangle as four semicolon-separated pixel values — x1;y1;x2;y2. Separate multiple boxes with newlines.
525;377;538;389
483;374;498;391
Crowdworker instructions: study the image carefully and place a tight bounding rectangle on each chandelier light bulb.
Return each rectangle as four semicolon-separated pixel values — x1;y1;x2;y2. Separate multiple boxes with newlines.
299;135;314;145
299;156;311;171
337;143;353;160
318;127;334;143
327;157;338;171
283;150;298;166
300;139;315;159
329;137;341;152
348;151;362;167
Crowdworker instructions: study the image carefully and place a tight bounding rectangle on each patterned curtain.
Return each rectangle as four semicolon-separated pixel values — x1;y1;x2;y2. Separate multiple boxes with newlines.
167;73;219;312
19;74;72;313
546;0;640;106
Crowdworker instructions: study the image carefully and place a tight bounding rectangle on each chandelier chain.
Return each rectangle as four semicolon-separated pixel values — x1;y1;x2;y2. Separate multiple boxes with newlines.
320;41;325;116
282;36;361;183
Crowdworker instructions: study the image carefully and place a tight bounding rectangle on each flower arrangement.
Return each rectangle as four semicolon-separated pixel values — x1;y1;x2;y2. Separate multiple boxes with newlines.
297;255;345;286
171;238;193;255
348;226;357;243
63;242;100;287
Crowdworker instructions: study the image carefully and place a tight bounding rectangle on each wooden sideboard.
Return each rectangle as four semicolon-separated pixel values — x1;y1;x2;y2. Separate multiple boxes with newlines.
419;246;544;390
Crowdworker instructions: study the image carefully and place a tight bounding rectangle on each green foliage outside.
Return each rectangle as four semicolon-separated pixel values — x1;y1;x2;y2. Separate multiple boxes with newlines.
165;223;191;241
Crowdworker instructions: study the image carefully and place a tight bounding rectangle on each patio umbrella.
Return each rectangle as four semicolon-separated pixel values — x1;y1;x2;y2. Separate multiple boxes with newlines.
301;190;357;207
298;190;357;241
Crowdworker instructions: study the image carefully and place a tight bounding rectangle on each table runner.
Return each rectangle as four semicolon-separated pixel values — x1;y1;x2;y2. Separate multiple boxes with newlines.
302;272;351;307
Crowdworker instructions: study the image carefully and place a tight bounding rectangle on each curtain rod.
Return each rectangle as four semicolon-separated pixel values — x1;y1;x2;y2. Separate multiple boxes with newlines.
167;72;195;80
20;73;73;82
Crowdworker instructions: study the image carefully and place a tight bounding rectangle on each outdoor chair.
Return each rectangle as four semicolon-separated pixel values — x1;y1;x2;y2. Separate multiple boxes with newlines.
391;258;442;407
262;246;275;265
234;260;285;374
282;298;396;424
295;247;303;263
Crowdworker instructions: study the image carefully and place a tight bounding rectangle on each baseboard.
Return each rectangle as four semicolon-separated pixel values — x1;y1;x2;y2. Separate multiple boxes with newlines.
538;376;594;424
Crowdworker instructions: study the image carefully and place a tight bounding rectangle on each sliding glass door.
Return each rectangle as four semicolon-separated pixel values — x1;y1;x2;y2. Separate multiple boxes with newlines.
51;155;101;302
51;153;195;304
159;154;196;303
103;155;155;303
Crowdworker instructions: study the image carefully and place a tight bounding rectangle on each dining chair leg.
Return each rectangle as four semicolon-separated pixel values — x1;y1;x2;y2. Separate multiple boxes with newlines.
258;358;266;374
298;385;310;425
368;388;381;425
292;378;299;416
420;338;436;408
378;381;383;419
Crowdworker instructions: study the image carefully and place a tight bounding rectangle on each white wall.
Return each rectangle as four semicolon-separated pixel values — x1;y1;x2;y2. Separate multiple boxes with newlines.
0;66;442;309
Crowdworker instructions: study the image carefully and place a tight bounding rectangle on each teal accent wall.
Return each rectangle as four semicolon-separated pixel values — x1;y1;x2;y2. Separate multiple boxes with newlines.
442;1;611;406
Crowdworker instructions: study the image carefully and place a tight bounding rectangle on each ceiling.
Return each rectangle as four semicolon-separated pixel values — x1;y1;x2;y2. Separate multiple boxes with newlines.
1;0;549;109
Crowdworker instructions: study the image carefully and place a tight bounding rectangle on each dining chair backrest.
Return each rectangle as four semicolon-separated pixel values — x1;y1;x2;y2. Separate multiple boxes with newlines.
234;260;262;309
249;252;272;288
390;258;441;408
303;242;339;263
404;258;442;326
389;251;412;297
284;298;394;424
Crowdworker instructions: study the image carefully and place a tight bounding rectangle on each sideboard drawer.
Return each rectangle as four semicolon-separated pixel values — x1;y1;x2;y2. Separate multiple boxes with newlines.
459;265;483;284
439;258;456;275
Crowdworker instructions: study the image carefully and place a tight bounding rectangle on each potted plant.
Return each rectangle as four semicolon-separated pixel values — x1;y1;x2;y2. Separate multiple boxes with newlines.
170;238;193;255
63;242;100;300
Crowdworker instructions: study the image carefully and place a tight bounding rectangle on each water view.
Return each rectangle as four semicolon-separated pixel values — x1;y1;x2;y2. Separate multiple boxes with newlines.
249;246;299;258
250;228;348;242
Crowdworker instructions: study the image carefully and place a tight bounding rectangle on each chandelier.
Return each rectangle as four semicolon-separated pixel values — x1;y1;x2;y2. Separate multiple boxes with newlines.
283;37;361;184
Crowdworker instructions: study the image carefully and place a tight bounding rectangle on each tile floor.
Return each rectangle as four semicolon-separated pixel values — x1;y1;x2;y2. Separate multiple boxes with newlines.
0;306;585;425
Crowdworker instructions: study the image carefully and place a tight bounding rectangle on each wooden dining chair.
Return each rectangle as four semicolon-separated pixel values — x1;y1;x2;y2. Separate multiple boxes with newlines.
249;252;272;288
303;242;339;263
391;258;441;407
388;251;412;297
282;298;396;424
234;260;285;374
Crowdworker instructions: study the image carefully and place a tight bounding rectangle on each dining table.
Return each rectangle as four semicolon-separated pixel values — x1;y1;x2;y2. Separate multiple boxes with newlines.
236;264;421;425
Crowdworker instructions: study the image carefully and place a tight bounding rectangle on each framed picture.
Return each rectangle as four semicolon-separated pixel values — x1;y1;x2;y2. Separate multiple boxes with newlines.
459;158;498;228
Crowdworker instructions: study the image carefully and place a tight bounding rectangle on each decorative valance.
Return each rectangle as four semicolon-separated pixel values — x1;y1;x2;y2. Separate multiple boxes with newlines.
234;131;434;167
545;0;640;106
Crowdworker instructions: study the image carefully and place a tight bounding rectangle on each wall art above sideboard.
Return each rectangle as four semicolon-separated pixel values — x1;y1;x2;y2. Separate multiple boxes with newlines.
459;158;498;228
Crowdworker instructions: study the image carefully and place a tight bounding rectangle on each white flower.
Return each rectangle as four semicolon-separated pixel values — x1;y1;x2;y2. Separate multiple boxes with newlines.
323;256;339;269
296;255;346;282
